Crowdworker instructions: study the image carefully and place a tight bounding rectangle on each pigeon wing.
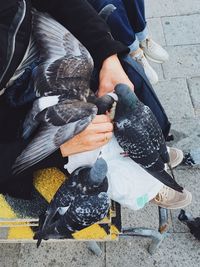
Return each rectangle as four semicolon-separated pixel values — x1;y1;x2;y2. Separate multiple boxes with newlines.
32;11;93;96
12;101;97;174
57;192;110;234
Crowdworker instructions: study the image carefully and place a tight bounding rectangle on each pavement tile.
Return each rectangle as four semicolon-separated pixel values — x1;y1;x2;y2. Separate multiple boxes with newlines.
162;45;200;79
145;0;177;18
173;0;200;15
0;243;21;267
149;62;164;81
106;233;200;267
187;77;200;116
147;18;166;46
169;169;200;233
17;242;105;267
162;14;200;46
154;79;195;122
121;204;159;229
168;118;200;151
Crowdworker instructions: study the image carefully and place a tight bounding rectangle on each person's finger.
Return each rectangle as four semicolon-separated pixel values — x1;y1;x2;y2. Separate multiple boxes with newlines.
90;122;113;133
92;114;111;124
91;132;113;144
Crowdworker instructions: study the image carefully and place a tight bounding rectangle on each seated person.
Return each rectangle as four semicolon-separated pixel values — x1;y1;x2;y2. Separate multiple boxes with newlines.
0;0;191;210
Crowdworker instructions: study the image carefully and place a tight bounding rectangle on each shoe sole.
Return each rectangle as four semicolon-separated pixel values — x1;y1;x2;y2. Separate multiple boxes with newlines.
144;53;167;64
166;148;184;169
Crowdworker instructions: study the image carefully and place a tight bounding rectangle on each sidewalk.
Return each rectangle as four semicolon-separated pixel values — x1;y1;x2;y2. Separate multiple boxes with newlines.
1;0;200;266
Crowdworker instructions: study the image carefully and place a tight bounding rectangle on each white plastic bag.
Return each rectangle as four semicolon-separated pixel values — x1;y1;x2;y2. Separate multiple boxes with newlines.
65;136;163;210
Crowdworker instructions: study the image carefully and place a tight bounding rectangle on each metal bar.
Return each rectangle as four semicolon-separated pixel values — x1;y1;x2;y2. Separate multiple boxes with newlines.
87;241;102;256
158;207;169;233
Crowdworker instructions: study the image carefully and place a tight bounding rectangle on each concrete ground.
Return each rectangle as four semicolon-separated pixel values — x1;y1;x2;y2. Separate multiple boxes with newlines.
1;0;200;266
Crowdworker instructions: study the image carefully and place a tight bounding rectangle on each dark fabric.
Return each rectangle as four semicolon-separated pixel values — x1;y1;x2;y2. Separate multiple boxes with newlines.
0;91;69;199
32;0;129;66
0;0;32;90
87;0;146;47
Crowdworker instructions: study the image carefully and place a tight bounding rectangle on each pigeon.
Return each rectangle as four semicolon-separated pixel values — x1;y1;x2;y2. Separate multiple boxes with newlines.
113;84;183;192
12;99;98;173
34;158;110;247
178;209;200;240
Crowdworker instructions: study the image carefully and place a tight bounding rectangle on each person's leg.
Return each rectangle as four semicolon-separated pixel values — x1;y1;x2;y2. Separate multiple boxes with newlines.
87;0;158;84
122;0;147;39
87;0;139;52
123;0;169;64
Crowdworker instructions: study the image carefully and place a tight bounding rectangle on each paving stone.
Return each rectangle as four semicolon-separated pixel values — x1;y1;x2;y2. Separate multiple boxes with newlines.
162;45;200;78
150;62;165;81
106;233;200;267
122;204;159;229
168;118;200;152
170;169;200;233
173;0;200;15
187;77;200;116
162;14;200;46
17;242;105;267
0;243;21;267
145;0;177;18
147;18;166;46
154;79;195;122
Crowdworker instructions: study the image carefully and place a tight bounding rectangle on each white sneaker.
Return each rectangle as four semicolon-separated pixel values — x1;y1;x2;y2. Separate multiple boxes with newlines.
140;38;169;64
130;48;158;85
151;186;192;210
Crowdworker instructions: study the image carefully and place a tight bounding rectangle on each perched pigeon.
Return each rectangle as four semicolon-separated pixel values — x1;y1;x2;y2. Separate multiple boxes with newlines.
12;99;97;173
34;158;110;247
178;210;200;240
113;84;183;192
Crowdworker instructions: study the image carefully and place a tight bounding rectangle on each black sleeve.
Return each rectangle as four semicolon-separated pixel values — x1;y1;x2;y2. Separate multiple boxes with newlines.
31;0;129;65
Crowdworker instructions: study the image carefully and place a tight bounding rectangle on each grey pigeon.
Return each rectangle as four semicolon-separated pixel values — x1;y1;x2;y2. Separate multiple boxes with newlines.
34;158;110;247
31;10;93;99
113;84;183;192
178;210;200;240
12;99;97;174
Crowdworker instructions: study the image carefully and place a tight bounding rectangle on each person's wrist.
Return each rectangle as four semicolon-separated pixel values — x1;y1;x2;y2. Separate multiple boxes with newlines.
102;54;119;68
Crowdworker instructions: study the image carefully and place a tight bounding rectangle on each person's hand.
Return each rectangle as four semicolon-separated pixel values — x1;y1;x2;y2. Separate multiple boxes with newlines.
60;115;113;157
98;54;134;97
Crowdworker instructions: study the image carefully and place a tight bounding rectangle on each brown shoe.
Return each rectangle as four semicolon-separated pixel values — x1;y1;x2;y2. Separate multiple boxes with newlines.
151;186;192;209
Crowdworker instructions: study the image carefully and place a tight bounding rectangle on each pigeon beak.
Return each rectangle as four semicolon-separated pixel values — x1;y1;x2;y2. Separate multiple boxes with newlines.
107;92;118;102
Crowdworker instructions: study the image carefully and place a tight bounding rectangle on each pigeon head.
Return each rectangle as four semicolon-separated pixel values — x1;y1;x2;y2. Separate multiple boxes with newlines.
89;158;108;186
114;84;138;115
